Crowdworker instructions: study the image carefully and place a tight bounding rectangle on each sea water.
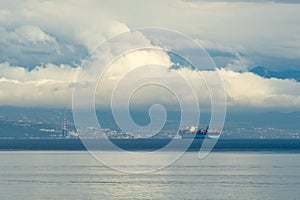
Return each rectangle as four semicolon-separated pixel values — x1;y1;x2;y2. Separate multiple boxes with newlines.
0;151;299;200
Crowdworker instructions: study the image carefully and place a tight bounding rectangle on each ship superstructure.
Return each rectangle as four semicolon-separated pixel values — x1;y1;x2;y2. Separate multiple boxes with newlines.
179;126;220;139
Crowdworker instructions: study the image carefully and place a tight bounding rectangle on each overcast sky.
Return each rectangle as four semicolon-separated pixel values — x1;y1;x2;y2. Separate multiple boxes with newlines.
0;0;300;112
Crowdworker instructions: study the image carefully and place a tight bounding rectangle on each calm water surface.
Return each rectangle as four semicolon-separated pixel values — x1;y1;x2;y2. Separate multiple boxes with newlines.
0;151;299;200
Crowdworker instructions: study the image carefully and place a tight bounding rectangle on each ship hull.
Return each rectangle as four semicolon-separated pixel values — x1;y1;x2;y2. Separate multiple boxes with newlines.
179;134;207;139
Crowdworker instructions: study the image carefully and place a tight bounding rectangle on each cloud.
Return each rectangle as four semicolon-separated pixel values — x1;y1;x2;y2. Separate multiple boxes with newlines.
0;25;87;68
94;49;180;108
16;1;130;49
1;60;300;112
0;62;79;107
1;0;300;70
195;39;249;70
184;0;300;3
12;25;56;44
0;30;175;108
0;9;9;20
0;1;129;67
99;0;300;70
196;40;245;56
218;69;300;110
226;53;250;72
0;0;299;112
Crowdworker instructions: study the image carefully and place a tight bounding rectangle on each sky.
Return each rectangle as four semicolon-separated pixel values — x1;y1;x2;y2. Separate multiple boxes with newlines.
0;0;300;112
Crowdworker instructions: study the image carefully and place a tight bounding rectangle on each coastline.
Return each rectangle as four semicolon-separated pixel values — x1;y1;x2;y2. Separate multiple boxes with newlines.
0;139;300;152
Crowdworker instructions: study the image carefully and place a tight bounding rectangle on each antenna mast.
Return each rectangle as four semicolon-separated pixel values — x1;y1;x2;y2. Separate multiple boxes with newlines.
62;107;67;138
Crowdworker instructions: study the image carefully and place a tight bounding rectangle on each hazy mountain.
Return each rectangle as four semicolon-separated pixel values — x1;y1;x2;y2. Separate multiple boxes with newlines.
0;106;300;139
0;106;75;138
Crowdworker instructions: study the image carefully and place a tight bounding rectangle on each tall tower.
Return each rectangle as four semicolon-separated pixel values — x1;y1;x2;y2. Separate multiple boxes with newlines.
62;107;67;138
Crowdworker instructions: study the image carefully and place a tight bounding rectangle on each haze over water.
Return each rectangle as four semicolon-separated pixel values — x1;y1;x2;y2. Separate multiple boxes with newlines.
0;151;299;200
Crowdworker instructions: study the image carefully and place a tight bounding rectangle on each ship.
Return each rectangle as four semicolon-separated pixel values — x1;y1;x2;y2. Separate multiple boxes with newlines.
179;126;220;139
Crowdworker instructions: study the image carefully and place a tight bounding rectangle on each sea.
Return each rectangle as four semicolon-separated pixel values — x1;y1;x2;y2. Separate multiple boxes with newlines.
0;150;299;200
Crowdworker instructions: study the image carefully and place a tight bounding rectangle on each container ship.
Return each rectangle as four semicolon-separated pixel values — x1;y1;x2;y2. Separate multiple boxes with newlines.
179;126;220;139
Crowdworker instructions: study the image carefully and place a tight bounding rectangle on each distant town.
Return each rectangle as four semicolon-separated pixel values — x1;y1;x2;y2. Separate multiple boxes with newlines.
0;106;299;139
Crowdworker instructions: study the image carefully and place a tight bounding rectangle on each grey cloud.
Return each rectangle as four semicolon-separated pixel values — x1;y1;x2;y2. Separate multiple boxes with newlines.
68;82;92;89
0;26;88;69
184;0;300;3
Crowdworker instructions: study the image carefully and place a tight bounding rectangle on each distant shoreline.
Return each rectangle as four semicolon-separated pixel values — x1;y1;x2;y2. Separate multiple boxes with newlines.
0;139;300;152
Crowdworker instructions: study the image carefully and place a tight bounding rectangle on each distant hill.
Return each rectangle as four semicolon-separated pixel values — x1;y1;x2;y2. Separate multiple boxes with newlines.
250;66;300;82
0;106;75;138
1;106;300;139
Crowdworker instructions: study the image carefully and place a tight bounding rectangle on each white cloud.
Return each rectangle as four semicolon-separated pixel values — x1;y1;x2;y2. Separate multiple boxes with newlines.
94;49;179;108
0;62;77;82
0;62;79;107
74;20;130;50
218;69;300;110
0;9;9;20
1;60;300;111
